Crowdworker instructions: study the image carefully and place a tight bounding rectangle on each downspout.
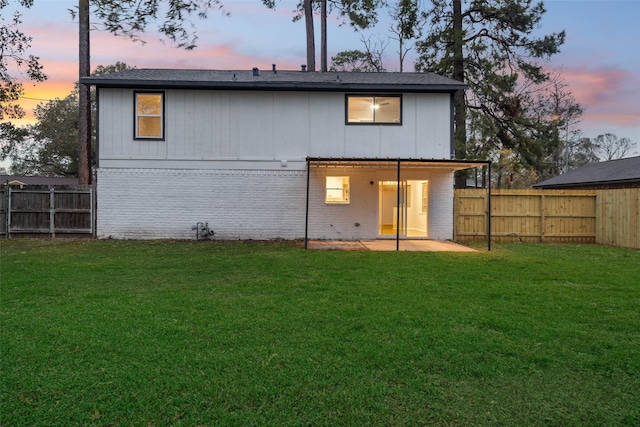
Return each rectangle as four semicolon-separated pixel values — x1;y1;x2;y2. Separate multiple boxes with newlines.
305;158;311;249
450;92;456;159
396;159;401;251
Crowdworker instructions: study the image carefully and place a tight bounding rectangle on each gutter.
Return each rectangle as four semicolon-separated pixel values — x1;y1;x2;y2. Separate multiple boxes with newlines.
79;79;467;94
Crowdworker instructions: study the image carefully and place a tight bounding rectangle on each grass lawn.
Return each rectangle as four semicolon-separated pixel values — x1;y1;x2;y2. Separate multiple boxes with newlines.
1;240;639;426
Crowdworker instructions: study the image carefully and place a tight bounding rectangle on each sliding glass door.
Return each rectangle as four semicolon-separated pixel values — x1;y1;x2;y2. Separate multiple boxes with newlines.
378;180;428;237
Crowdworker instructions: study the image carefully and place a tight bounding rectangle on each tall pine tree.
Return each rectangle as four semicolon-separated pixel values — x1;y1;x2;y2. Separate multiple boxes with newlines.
262;0;381;72
415;0;565;182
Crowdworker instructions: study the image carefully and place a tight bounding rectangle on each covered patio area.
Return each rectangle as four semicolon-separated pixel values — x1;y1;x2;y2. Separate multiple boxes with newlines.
304;157;491;251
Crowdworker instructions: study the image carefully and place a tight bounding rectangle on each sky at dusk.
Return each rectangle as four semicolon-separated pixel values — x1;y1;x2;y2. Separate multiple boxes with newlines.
5;0;640;158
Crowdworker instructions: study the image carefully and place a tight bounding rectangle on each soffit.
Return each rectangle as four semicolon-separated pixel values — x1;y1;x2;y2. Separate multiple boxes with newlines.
307;158;488;172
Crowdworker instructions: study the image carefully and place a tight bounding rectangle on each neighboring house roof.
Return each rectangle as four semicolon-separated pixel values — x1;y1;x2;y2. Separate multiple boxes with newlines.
533;156;640;189
1;175;80;187
81;68;467;93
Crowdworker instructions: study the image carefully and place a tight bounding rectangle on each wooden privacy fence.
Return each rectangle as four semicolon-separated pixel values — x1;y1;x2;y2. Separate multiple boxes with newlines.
455;189;596;244
455;188;640;249
596;188;640;249
1;186;95;238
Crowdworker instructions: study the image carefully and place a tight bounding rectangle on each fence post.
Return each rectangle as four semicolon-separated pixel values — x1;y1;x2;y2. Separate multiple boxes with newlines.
50;187;55;238
91;186;95;237
540;193;546;243
487;162;492;251
7;187;12;239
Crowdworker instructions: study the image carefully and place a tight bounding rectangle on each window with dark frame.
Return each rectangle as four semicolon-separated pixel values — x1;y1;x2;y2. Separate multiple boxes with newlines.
346;95;402;124
135;92;164;139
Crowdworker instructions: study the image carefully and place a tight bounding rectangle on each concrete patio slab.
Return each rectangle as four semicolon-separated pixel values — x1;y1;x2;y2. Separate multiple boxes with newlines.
306;240;476;252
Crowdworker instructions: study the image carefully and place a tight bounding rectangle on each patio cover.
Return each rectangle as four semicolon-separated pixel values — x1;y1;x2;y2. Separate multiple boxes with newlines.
304;158;492;251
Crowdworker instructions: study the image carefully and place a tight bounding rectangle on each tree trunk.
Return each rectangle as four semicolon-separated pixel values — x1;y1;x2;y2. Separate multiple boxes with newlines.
452;0;467;187
304;0;315;71
78;0;91;184
399;37;404;72
321;0;327;72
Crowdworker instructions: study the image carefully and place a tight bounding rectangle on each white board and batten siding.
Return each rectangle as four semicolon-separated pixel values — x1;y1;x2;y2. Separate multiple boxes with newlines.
98;89;452;168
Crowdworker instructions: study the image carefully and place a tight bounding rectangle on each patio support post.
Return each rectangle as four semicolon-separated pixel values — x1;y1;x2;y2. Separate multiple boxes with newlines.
396;159;401;251
487;161;492;251
305;159;310;249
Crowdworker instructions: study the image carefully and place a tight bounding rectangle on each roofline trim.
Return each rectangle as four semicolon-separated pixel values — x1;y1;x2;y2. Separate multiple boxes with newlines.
534;178;640;188
80;79;467;93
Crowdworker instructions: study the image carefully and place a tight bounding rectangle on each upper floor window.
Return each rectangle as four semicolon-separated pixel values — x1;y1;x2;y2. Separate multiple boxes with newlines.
135;92;164;139
346;95;402;124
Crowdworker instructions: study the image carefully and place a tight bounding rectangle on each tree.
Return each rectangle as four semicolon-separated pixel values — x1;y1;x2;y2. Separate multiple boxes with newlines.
5;63;132;177
593;133;637;161
388;0;423;72
73;0;228;184
304;0;315;71
541;75;584;176
415;0;566;183
568;136;599;168
465;74;582;183
321;0;327;71
510;71;584;179
492;148;539;189
329;0;424;72
330;33;387;72
78;0;90;184
10;92;81;176
263;0;381;72
0;0;46;120
330;48;385;72
0;0;46;158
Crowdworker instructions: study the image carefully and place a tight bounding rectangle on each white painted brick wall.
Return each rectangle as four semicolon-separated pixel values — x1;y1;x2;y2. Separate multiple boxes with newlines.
97;168;455;240
426;171;455;240
97;168;307;240
307;168;379;240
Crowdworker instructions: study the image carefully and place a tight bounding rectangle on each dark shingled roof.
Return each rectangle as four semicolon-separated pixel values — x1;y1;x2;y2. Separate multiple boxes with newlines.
81;68;467;93
533;156;640;188
1;175;80;186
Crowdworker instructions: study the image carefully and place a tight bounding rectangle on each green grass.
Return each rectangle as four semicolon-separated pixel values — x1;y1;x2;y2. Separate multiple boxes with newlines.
1;240;639;426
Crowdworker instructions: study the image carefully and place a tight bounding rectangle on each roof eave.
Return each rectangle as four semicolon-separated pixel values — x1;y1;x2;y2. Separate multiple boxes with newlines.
80;78;467;93
534;178;640;188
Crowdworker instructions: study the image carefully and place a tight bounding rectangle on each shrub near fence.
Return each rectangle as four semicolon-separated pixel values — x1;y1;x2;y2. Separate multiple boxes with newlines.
1;186;94;238
455;188;640;249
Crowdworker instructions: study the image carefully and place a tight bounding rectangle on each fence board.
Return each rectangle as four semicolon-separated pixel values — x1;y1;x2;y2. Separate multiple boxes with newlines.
455;189;597;244
3;186;94;238
456;188;639;248
596;188;640;249
454;190;488;240
0;189;6;236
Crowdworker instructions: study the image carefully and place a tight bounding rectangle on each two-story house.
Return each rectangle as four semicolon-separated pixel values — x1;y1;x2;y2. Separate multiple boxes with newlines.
82;67;485;242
